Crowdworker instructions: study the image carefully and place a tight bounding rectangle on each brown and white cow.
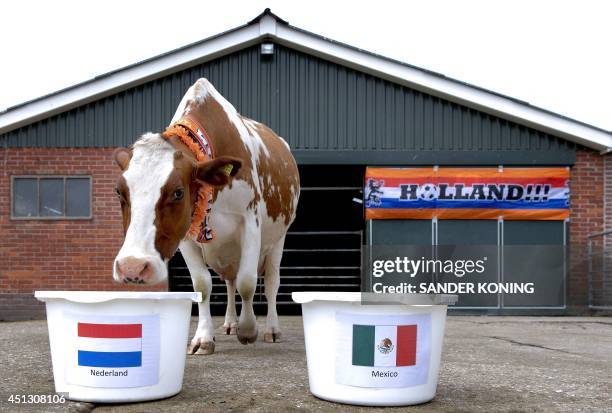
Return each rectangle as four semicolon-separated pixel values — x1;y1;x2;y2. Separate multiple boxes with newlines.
112;78;300;354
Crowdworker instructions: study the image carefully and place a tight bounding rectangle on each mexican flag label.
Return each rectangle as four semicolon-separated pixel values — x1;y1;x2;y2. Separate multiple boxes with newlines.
335;312;431;388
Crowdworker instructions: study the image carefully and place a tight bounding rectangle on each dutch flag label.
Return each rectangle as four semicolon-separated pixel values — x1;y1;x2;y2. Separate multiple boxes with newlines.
65;314;160;388
77;323;143;368
335;312;431;388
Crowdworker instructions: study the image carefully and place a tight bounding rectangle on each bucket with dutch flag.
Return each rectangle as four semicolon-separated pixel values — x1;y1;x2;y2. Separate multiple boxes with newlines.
35;291;201;403
293;292;457;406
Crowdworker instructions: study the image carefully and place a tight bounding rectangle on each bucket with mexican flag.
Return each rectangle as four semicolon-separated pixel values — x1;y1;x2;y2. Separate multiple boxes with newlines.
293;292;456;406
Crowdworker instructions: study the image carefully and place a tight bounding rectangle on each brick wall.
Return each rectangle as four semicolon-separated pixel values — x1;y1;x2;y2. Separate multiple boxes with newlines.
0;148;167;321
598;153;612;309
0;146;607;317
568;147;605;312
605;154;612;236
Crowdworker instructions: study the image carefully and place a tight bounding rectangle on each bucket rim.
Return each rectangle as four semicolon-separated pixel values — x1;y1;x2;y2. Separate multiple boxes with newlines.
292;291;458;305
34;290;202;303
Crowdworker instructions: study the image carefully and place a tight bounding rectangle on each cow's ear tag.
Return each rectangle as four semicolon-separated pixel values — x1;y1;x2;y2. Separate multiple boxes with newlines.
221;164;233;176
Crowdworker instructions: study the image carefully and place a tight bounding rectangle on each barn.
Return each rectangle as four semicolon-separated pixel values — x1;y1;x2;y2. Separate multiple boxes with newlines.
1;9;611;320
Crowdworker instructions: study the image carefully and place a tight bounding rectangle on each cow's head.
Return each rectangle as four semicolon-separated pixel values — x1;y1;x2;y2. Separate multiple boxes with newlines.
112;133;241;284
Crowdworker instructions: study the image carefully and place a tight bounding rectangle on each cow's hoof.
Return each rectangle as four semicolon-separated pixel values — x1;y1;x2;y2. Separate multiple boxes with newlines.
263;331;282;343
222;323;237;335
187;338;215;355
237;328;258;345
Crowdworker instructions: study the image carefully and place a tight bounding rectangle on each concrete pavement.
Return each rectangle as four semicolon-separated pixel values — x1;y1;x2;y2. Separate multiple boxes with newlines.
0;316;610;412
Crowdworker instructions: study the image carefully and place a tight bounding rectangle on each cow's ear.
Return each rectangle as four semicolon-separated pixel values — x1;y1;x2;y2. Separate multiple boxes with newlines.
113;148;132;171
194;156;242;186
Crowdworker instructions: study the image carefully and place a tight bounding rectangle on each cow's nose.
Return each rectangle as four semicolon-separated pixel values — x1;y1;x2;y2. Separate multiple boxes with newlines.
116;257;151;282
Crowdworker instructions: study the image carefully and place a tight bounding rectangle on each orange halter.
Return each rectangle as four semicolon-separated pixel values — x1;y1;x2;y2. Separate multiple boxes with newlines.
162;115;215;243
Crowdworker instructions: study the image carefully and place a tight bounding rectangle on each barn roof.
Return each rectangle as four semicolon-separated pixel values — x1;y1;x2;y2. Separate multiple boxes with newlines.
1;9;610;152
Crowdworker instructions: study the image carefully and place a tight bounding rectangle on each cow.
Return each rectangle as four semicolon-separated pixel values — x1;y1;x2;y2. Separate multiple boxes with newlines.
111;78;300;355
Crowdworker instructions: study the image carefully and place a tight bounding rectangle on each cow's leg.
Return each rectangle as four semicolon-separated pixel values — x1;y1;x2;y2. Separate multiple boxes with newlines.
222;279;238;335
180;240;215;355
263;236;284;343
235;222;260;345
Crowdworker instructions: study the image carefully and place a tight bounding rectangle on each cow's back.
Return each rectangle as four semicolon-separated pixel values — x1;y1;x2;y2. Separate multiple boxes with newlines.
204;116;299;278
247;117;300;227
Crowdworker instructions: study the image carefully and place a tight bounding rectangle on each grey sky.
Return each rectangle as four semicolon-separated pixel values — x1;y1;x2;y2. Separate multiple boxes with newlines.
1;0;610;130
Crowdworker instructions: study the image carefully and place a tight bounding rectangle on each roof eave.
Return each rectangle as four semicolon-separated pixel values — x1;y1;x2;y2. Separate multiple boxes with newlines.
1;11;610;153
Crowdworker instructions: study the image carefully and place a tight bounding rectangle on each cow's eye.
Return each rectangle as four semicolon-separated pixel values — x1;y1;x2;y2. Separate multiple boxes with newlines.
173;188;185;201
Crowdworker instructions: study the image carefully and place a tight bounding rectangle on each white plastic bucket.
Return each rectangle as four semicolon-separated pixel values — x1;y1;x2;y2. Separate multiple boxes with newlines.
35;291;201;403
292;292;456;406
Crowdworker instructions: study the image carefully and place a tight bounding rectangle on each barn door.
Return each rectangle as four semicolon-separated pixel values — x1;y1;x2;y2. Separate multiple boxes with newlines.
275;165;365;314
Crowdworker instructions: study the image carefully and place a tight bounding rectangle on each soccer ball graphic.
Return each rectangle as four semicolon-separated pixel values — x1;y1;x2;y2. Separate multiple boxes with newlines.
418;183;438;201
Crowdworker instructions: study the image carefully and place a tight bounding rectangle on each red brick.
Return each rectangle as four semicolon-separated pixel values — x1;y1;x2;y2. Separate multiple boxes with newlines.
568;148;605;311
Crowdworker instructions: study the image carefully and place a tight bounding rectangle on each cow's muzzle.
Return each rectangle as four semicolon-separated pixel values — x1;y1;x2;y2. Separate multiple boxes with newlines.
114;256;155;284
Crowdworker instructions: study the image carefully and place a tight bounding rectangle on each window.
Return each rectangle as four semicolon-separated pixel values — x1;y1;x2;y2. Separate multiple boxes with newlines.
11;176;92;219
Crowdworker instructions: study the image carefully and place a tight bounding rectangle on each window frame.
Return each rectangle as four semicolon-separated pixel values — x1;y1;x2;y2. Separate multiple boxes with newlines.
10;175;93;220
